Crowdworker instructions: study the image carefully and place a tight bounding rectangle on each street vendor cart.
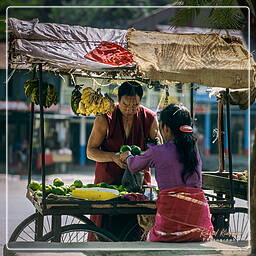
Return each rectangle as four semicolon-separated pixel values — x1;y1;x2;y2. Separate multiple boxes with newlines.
7;18;255;247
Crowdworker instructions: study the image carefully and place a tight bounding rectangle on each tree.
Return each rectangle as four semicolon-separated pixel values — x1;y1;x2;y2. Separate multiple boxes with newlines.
169;0;256;44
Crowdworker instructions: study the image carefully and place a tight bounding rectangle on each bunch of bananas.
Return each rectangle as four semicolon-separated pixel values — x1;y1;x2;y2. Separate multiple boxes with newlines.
76;87;115;116
24;79;58;108
71;87;82;115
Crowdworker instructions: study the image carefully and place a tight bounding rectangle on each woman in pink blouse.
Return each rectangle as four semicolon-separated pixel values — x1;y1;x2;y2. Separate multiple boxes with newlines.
121;103;214;242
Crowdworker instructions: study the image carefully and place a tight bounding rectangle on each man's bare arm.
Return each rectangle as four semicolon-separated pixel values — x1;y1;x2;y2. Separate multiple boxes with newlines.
86;115;126;168
149;117;163;143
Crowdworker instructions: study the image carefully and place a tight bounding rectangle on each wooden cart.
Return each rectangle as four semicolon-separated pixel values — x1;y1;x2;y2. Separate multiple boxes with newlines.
8;186;248;245
203;172;248;200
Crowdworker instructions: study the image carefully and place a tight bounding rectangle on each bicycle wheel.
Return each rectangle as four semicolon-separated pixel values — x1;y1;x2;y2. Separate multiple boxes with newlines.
9;212;90;242
119;221;144;241
42;224;118;242
212;207;248;241
228;207;249;241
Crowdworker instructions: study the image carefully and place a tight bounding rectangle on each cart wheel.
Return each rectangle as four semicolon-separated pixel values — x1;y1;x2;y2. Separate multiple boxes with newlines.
212;207;248;241
9;212;90;242
119;221;144;241
42;224;119;242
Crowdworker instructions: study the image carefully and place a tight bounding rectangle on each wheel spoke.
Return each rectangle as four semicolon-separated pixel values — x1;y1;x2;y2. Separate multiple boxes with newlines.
45;216;51;233
20;229;35;241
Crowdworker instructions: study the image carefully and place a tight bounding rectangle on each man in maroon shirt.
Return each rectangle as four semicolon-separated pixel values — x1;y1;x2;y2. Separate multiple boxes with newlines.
86;81;160;240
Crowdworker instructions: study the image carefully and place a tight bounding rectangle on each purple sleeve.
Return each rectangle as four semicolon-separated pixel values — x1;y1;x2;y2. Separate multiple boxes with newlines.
127;147;155;172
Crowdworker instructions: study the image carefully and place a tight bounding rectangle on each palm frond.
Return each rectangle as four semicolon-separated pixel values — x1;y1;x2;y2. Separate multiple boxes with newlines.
169;8;201;27
209;8;244;29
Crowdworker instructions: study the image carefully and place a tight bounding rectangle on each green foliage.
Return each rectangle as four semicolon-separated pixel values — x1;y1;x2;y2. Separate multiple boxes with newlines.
170;0;250;30
209;7;244;29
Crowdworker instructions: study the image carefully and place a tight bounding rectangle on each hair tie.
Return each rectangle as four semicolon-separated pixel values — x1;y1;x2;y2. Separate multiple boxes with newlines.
179;125;193;133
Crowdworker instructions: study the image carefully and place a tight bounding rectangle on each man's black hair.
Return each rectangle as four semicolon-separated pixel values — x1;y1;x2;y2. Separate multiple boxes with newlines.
118;81;143;100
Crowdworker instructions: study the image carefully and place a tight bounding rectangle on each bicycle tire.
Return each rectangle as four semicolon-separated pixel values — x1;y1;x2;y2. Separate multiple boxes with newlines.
119;220;144;241
9;212;90;242
42;224;119;242
212;207;248;241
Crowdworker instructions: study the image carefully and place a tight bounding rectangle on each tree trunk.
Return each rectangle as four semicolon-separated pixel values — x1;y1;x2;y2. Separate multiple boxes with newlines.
251;128;256;254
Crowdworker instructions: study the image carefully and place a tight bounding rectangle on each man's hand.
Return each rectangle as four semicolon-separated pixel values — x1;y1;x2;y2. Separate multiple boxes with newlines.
112;152;127;169
120;151;130;162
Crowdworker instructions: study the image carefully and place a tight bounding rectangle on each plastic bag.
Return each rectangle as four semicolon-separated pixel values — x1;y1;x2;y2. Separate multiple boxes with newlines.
121;167;144;193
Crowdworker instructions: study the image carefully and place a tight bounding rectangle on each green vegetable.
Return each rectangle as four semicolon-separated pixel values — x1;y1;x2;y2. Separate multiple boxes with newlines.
120;145;131;153
69;185;76;191
131;145;141;156
73;179;83;188
53;178;64;187
117;185;126;192
38;184;52;193
28;181;41;191
52;186;66;195
96;182;109;188
84;184;95;188
107;185;116;190
61;186;68;194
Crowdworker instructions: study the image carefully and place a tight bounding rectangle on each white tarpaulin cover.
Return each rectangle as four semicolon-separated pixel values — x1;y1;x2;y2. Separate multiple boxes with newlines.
8;18;134;72
8;18;256;90
127;29;256;89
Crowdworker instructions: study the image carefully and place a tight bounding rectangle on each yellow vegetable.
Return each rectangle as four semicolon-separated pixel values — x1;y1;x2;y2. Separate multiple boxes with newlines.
72;187;119;200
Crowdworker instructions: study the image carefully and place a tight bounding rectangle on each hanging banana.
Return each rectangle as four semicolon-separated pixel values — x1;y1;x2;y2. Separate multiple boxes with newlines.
23;79;58;108
74;86;115;116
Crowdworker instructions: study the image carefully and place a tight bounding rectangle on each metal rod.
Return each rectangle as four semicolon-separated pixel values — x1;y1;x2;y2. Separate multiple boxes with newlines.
27;67;36;186
27;102;34;185
38;63;46;208
190;83;194;123
220;101;225;171
225;88;234;205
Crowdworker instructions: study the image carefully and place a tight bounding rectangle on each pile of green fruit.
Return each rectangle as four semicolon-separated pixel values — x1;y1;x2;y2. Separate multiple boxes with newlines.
28;178;85;197
120;145;141;155
28;178;128;197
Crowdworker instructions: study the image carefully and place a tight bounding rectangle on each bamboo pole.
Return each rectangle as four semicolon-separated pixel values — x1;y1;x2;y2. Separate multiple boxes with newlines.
217;99;225;172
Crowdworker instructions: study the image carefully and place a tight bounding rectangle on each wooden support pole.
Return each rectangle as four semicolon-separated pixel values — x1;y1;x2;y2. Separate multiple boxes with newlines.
217;99;225;172
38;63;46;208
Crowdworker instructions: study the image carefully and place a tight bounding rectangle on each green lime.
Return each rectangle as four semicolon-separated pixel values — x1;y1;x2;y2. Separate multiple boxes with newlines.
131;145;141;155
96;182;109;188
28;181;41;191
69;185;76;191
53;178;64;187
120;145;131;153
73;179;83;188
84;184;95;188
52;187;66;195
107;185;116;190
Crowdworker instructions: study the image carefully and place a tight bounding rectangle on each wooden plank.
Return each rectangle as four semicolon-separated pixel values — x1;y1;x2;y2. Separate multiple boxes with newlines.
202;172;247;200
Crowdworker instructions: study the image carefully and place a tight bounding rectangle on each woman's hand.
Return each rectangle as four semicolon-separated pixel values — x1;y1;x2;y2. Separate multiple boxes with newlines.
112;152;127;169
